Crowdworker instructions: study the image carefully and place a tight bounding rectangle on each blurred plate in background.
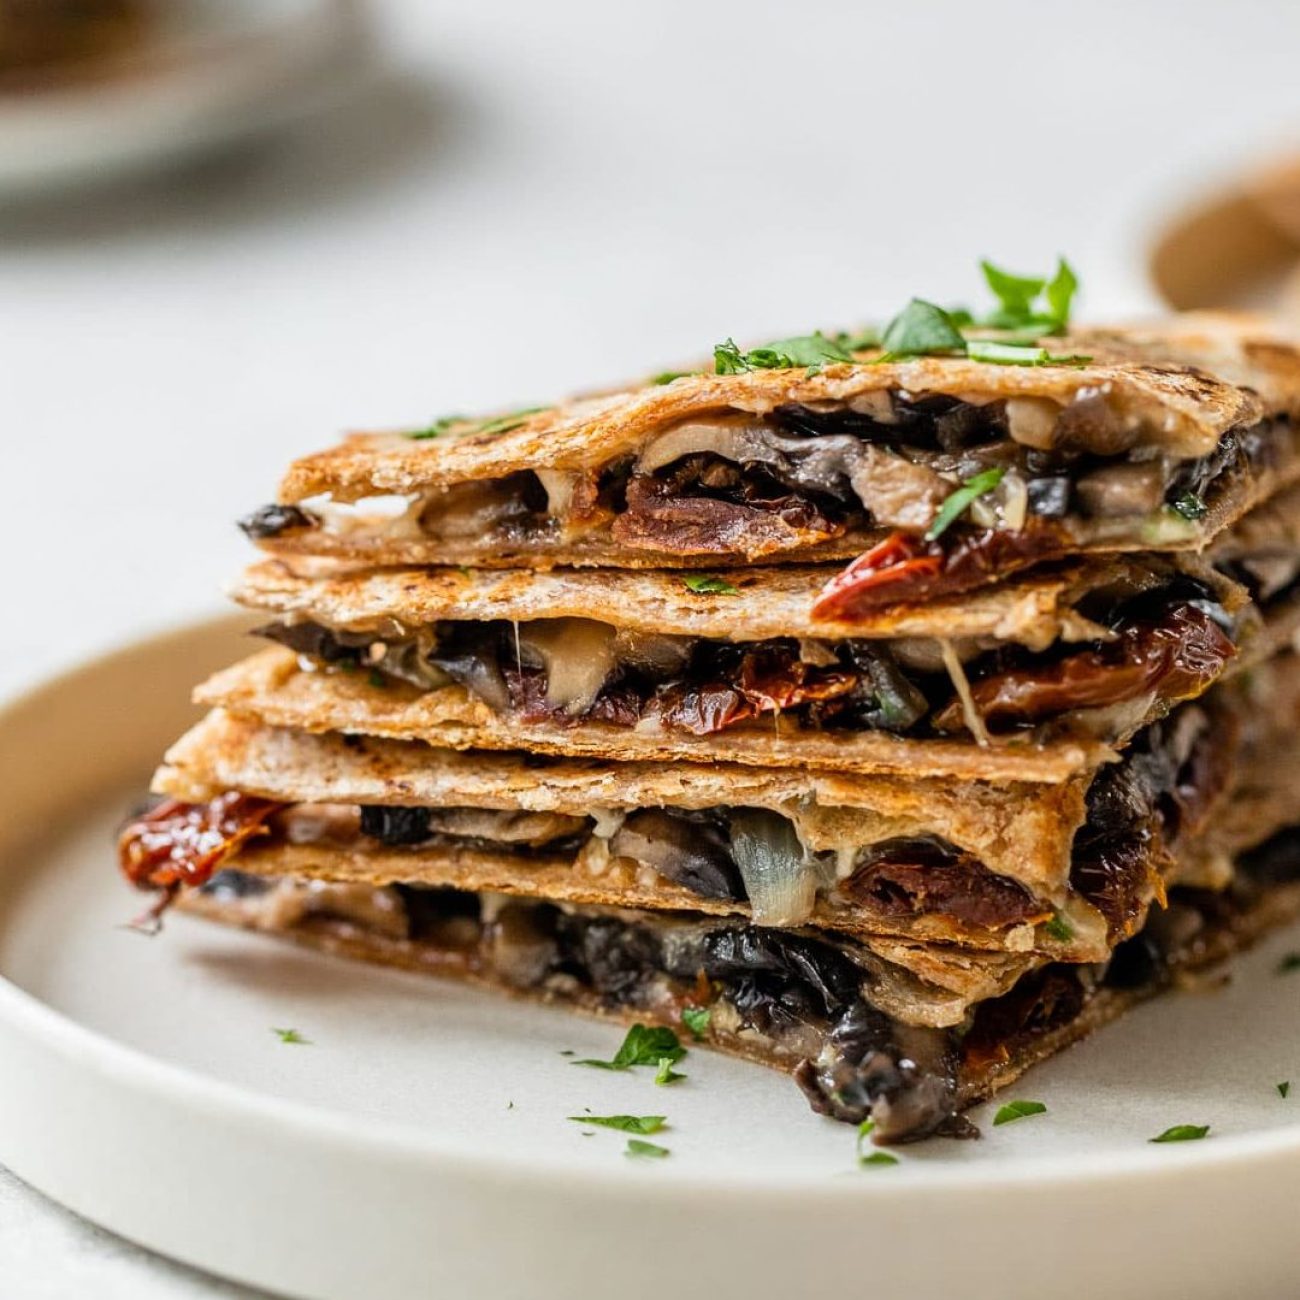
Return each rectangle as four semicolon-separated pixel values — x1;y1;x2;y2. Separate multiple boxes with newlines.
0;0;369;197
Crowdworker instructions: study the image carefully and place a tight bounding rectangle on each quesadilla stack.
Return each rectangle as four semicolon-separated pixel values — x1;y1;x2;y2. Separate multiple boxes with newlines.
119;271;1300;1143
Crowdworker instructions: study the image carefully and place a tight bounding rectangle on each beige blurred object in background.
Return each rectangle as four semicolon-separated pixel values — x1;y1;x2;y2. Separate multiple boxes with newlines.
1150;150;1300;321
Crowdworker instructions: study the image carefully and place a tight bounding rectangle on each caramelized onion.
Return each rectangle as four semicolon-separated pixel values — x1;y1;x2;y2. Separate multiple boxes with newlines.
729;809;820;926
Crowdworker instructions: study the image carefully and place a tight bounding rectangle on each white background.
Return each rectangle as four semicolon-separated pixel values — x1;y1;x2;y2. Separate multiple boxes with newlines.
3;0;1300;1293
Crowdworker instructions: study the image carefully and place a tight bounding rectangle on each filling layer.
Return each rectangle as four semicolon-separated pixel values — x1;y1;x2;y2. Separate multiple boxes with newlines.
254;575;1236;746
188;820;1300;1143
120;701;1228;949
242;405;1292;592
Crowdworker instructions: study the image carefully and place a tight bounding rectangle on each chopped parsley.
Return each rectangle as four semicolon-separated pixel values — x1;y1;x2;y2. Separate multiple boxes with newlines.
625;1139;670;1159
1277;953;1300;974
1043;912;1075;943
681;1006;711;1040
405;407;545;441
272;1028;310;1045
558;1049;575;1056
833;326;882;352
682;575;739;595
713;331;854;375
651;370;695;385
1171;492;1209;522
925;467;1005;542
567;1114;666;1134
654;1057;686;1086
571;1024;687;1072
980;257;1078;334
855;1119;900;1166
1149;1124;1210;1143
475;407;547;437
1279;1081;1291;1099
367;668;387;689
992;1099;1047;1126
879;299;966;359
406;415;466;441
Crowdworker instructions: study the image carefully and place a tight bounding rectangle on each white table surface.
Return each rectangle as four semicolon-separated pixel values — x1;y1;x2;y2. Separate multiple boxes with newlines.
4;0;1300;1293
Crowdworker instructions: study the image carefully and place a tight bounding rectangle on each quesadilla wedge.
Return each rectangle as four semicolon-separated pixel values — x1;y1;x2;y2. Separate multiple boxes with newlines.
219;552;1252;781
241;316;1300;608
132;664;1272;962
172;827;1300;1143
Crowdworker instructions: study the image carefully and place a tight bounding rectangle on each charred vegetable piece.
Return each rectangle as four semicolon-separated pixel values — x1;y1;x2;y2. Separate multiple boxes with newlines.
118;794;281;926
812;525;1070;619
935;604;1235;732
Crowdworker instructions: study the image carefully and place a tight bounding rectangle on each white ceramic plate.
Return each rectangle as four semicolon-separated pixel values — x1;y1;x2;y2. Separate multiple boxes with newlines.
3;616;1300;1300
0;0;368;197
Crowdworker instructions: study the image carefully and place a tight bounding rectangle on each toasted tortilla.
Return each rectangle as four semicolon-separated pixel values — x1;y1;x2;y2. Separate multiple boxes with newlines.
253;314;1300;570
156;708;1090;899
231;553;1206;649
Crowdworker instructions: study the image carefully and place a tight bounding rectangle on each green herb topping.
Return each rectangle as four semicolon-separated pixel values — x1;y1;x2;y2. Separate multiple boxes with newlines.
650;370;695;385
879;299;967;359
1149;1124;1210;1143
272;1028;310;1045
713;331;855;375
654;1058;686;1086
567;1114;666;1134
859;1151;900;1167
833;326;883;352
367;668;387;689
682;575;739;595
980;257;1078;334
925;467;1006;542
1277;953;1300;974
407;407;545;442
572;1024;687;1072
1279;1081;1291;1099
406;415;466;441
681;1006;711;1040
1043;912;1075;943
625;1139;670;1159
992;1099;1047;1126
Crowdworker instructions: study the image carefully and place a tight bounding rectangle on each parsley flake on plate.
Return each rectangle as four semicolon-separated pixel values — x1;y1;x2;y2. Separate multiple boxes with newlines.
625;1138;671;1159
859;1152;900;1168
271;1027;310;1045
925;467;1005;542
992;1099;1047;1126
1277;953;1300;974
571;1024;686;1071
682;575;739;595
567;1114;666;1134
1278;1082;1291;1099
1149;1124;1210;1143
654;1058;686;1086
855;1120;900;1167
